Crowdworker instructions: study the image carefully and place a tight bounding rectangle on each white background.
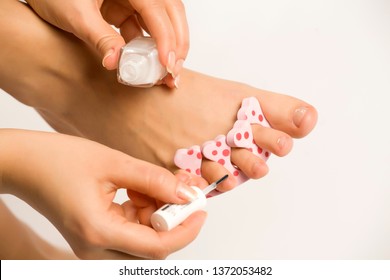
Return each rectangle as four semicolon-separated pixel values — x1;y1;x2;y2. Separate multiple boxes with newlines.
1;0;389;259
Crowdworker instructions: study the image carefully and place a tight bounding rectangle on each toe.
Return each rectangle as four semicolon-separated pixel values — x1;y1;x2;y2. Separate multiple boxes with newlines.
200;160;238;192
231;148;269;179
257;90;318;138
251;125;294;157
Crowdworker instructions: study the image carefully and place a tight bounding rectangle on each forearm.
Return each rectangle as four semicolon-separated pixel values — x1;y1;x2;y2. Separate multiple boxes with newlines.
0;199;76;259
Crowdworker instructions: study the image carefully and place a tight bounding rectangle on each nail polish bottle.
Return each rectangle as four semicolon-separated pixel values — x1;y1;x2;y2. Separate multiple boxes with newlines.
151;186;207;232
118;37;167;87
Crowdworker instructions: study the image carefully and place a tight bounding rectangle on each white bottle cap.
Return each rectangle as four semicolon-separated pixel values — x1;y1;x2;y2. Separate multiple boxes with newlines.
119;54;148;84
118;37;167;87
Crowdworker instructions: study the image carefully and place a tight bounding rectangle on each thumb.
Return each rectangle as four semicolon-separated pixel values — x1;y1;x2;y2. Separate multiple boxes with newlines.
71;10;126;70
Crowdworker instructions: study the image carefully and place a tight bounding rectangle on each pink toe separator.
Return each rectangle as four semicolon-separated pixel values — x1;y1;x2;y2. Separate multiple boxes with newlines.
226;120;253;148
173;96;271;198
174;145;202;176
237;97;270;127
201;135;249;185
235;97;271;162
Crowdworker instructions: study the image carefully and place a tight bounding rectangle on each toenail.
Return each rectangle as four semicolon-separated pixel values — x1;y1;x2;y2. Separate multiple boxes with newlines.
252;162;267;178
277;136;287;150
175;171;192;184
293;107;308;127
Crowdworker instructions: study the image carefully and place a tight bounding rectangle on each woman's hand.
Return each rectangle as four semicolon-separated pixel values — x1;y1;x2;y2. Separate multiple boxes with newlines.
0;129;206;259
26;0;188;85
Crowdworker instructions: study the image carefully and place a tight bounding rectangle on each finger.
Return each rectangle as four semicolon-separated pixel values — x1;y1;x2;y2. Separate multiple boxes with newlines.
161;73;177;89
135;16;150;34
105;211;206;259
158;211;206;253
126;189;157;226
165;0;189;76
80;248;143;260
121;200;139;222
111;156;197;204
119;15;144;43
128;169;209;226
251;125;293;157
131;0;176;71
128;169;208;209
137;2;189;79
125;170;208;224
174;169;209;189
126;189;155;208
135;16;177;90
138;207;156;226
69;8;125;70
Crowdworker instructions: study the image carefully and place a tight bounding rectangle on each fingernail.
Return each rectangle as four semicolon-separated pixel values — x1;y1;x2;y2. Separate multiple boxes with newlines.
174;75;181;89
102;48;115;68
173;59;185;78
293;107;308;127
176;182;198;202
167;51;176;75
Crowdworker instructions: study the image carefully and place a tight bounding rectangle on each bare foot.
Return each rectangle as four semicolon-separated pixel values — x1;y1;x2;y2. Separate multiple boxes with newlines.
1;0;317;191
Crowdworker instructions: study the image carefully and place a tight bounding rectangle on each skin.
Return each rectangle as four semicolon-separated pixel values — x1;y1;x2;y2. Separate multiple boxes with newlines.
0;0;317;259
0;1;200;260
0;199;76;259
0;0;317;192
0;129;207;259
26;0;189;86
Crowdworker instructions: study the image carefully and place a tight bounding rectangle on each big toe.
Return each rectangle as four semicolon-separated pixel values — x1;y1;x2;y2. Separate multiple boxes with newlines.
258;90;318;138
